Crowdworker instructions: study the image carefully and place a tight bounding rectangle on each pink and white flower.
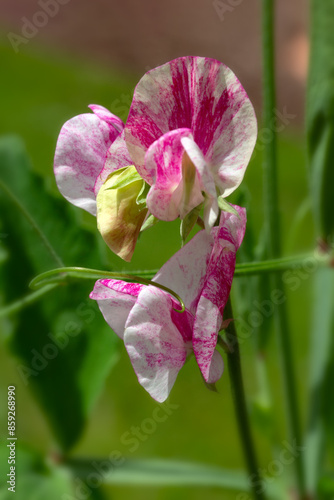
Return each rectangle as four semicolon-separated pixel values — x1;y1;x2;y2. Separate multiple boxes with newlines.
90;206;246;402
124;56;257;229
54;104;126;216
54;105;148;262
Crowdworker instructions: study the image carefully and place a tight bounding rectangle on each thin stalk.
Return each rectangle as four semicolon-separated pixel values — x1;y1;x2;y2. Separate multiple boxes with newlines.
2;251;329;322
261;0;307;496
29;267;185;312
224;297;266;500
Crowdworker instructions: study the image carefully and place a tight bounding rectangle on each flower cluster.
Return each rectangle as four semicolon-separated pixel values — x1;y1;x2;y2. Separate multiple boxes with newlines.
54;56;256;401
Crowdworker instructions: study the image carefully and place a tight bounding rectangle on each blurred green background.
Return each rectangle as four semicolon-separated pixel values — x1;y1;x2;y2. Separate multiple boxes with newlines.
0;1;320;498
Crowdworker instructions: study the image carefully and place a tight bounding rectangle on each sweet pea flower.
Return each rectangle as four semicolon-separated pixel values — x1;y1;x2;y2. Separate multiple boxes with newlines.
90;206;246;402
54;105;147;261
54;104;124;215
124;56;257;229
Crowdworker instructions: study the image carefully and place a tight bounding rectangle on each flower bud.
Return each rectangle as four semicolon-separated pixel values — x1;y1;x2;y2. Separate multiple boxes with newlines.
96;166;147;262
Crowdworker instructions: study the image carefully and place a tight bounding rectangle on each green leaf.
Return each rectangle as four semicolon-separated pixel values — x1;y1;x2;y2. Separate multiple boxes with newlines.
0;445;107;500
0;445;74;500
69;457;249;489
0;136;120;451
67;457;282;498
0;466;73;500
307;1;334;242
304;268;334;495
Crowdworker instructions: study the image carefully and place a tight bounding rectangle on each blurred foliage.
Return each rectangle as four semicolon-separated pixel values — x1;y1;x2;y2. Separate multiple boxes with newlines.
307;1;334;243
0;136;120;451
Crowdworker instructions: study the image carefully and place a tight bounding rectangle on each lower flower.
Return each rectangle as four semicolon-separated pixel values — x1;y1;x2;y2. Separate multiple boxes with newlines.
90;206;246;402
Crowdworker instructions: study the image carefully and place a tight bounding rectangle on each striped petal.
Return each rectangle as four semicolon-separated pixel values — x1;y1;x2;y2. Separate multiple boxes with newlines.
145;128;204;221
54;106;124;215
125;56;256;198
90;279;144;338
94;132;133;196
124;287;190;402
193;206;247;382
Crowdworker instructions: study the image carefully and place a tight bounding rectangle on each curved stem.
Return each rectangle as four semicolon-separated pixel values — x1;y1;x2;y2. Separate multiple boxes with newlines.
29;267;185;313
224;297;267;500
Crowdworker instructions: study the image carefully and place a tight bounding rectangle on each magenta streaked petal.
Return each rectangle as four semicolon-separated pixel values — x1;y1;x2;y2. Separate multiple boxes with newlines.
153;229;214;314
145;128;203;221
90;279;144;338
125;56;256;201
144;128;192;185
217;205;247;251
124;287;187;402
193;296;223;382
89;104;125;134
189;58;257;196
94;132;133;196
54;111;121;215
193;206;246;381
125;57;193;172
181;136;219;229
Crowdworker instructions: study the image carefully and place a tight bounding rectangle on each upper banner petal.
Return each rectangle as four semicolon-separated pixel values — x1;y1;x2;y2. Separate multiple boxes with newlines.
125;56;256;199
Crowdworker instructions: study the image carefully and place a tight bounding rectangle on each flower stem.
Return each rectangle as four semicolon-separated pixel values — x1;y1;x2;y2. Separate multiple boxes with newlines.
29;267;186;312
261;0;307;497
224;297;266;500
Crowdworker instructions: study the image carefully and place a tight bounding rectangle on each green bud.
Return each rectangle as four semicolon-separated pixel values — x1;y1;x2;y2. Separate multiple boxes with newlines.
96;166;147;262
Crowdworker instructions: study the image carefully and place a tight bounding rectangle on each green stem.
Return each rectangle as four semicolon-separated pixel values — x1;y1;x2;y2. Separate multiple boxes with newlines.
234;252;328;277
29;267;185;313
262;1;307;497
2;251;328;321
224;298;266;500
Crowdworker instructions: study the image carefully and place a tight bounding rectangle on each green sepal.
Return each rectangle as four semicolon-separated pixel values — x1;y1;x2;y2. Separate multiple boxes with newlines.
140;214;160;232
136;181;150;208
217;196;240;218
180;204;203;246
105;165;142;190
